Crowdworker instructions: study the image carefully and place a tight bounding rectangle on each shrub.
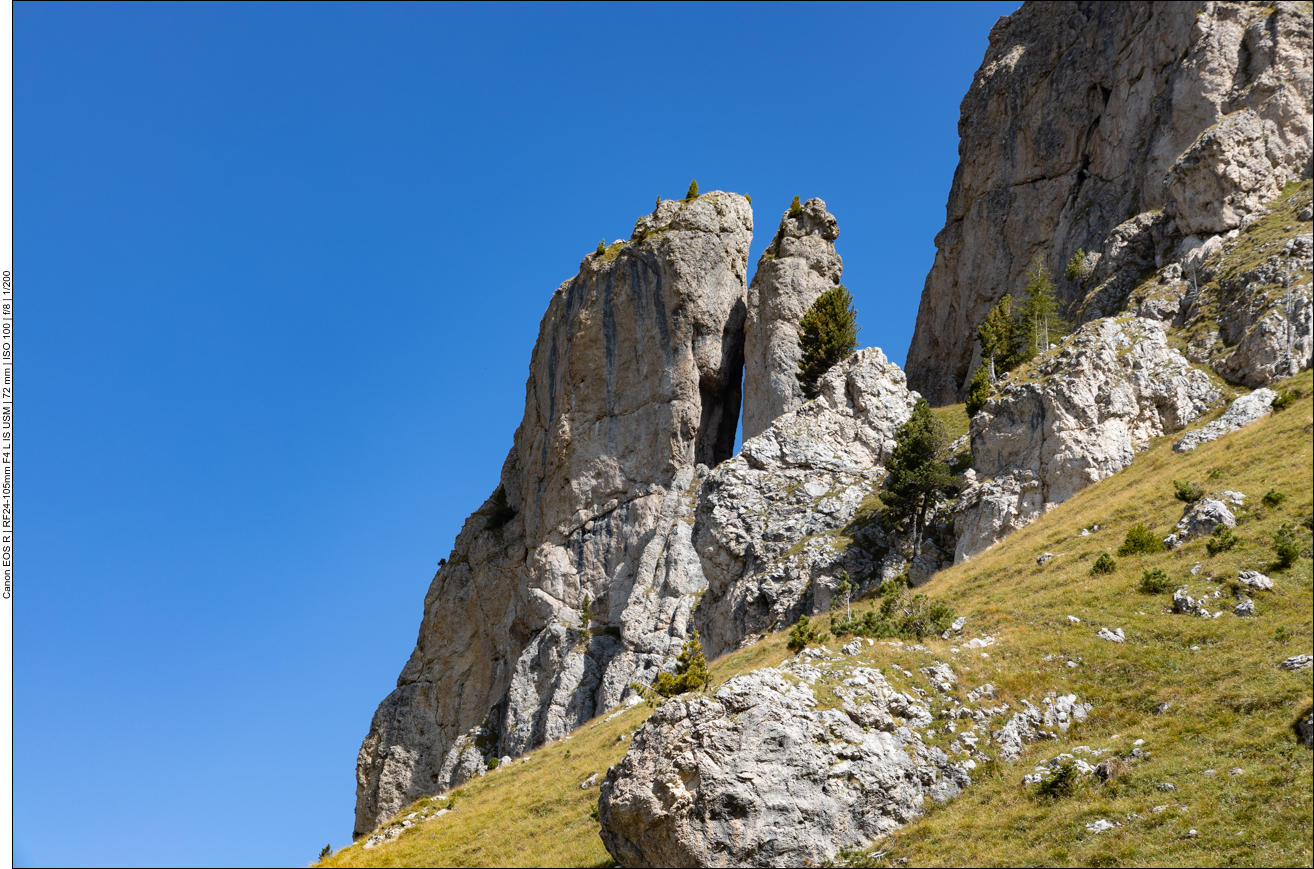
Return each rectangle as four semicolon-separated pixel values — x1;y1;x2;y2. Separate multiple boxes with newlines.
579;593;594;630
595;240;606;256
1138;567;1172;593
684;180;699;200
788;195;803;217
966;365;991;417
1063;248;1088;283
319;845;332;862
1272;524;1299;570
787;615;828;652
1173;480;1205;503
1036;761;1083;798
1091;552;1117;575
1271;392;1295;411
633;632;712;702
487;756;500;770
1262;488;1287;509
745;194;752;204
831;588;954;641
484;485;517;531
1118;523;1164;556
796;285;860;398
1206;525;1239;556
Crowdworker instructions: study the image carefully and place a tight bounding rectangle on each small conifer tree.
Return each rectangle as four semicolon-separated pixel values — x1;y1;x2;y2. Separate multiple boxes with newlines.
883;399;959;556
579;593;594;630
965;364;991;417
1018;254;1067;361
632;632;711;702
685;180;699;200
837;572;853;621
596;240;606;256
977;294;1018;380
788;195;803;217
796;285;860;398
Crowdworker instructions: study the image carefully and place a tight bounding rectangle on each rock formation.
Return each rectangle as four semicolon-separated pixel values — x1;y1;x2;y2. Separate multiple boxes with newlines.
1173;388;1275;451
907;1;1313;403
353;192;752;837
955;317;1218;562
741;198;843;441
693;348;918;658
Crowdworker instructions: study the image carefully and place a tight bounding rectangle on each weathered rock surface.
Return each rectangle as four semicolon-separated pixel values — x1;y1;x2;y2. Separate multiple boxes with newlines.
955;317;1218;562
907;1;1313;403
599;650;1089;867
1174;389;1276;451
742;198;842;440
353;192;752;837
693;349;919;658
1165;498;1237;548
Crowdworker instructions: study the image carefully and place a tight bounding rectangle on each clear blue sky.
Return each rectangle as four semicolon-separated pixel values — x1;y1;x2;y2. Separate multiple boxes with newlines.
16;2;1019;865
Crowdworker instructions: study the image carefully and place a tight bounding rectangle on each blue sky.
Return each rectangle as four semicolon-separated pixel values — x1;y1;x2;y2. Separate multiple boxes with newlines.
15;2;1019;865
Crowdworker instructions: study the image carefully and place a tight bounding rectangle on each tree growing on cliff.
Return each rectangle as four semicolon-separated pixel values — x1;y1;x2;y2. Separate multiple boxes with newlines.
685;180;699;200
976;293;1018;380
796;285;860;399
1018;254;1067;361
788;195;803;217
965;364;991;417
632;632;711;703
883;399;958;557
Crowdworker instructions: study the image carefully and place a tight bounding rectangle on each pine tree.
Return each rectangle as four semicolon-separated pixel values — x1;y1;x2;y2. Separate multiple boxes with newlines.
796;285;860;399
685;180;699;200
788;195;803;217
1017;254;1066;362
883;399;959;557
965;364;991;417
632;632;712;702
976;294;1017;380
579;593;594;631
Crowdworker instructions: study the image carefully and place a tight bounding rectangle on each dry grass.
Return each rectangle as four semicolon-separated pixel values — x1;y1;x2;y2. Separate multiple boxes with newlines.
321;370;1312;868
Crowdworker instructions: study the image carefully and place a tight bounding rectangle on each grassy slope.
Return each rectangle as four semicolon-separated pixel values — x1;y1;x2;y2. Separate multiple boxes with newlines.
321;372;1313;868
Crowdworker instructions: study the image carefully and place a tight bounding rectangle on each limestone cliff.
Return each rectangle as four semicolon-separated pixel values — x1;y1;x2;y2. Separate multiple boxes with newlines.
353;192;751;836
907;0;1312;404
741;198;843;440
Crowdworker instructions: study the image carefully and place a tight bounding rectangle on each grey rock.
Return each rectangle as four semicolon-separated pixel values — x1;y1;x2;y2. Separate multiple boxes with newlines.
1166;498;1237;549
1174;390;1277;451
1297;712;1314;748
1173;588;1216;619
1234;598;1255;616
742;198;843;441
955;317;1218;561
354;192;753;836
1097;627;1126;643
1236;570;1273;591
907;1;1314;403
1278;654;1312;671
597;668;970;868
991;695;1092;761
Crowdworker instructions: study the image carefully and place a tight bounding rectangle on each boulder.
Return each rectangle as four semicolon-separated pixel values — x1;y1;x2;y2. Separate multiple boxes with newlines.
955;317;1218;562
742;198;843;440
1236;570;1273;591
354;192;753;836
1174;390;1276;451
598;669;971;868
1165;498;1237;548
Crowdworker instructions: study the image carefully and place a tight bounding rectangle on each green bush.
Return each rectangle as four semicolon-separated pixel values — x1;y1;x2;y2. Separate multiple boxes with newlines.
831;589;955;641
1036;761;1083;798
1138;567;1172;593
787;615;829;652
796;285;859;398
579;594;594;631
685;180;699;200
595;240;606;256
487;756;500;770
633;632;712;702
745;194;752;204
966;365;991;417
319;845;332;862
1118;523;1164;556
1091;552;1117;575
1262;488;1287;509
788;195;803;217
1173;480;1205;503
484;485;517;531
1063;249;1088;283
1206;525;1239;556
1271;392;1295;411
1272;524;1299;570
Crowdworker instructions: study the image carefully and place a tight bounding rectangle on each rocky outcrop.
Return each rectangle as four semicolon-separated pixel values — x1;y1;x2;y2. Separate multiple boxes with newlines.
1173;388;1275;451
741;198;842;440
597;667;970;868
955;317;1218;562
907;1;1313;403
353;192;752;837
1165;498;1237;548
692;349;918;658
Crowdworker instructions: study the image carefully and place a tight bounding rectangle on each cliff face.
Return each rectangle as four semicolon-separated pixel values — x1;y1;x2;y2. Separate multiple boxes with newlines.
906;0;1312;404
353;193;751;836
741;198;843;440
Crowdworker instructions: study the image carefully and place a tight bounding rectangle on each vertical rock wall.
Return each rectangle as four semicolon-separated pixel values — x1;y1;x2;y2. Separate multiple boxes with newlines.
353;192;752;837
906;1;1312;404
741;198;842;440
